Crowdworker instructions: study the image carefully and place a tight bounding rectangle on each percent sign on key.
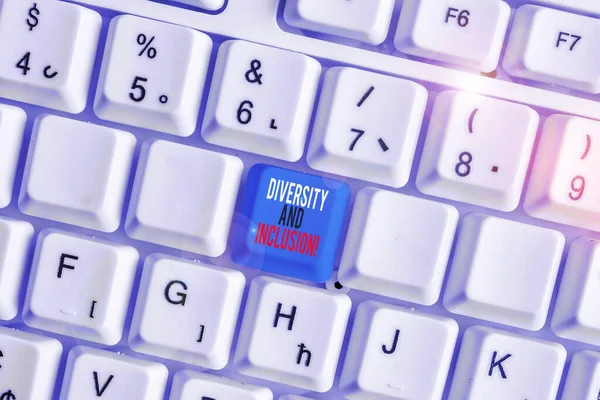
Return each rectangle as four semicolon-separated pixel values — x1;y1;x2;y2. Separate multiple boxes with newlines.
137;33;157;58
132;33;169;105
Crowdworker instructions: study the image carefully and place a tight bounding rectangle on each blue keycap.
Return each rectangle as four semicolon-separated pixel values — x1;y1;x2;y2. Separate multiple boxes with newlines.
232;164;350;282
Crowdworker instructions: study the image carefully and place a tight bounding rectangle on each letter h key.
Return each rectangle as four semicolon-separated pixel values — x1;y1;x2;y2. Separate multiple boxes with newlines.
233;277;351;392
273;303;296;331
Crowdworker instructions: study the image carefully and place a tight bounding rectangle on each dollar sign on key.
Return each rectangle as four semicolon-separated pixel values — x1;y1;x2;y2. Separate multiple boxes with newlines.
0;389;16;400
26;3;40;32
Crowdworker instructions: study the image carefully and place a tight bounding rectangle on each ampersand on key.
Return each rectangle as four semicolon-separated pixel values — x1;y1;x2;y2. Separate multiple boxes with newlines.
245;59;263;85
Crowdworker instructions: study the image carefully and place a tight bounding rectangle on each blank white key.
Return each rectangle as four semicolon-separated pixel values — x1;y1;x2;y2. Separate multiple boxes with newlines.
340;301;458;400
59;346;168;400
503;5;600;94
552;238;600;345
19;115;136;233
167;0;225;12
0;105;26;208
416;91;539;212
0;217;33;321
234;276;351;392
306;67;427;188
338;188;458;306
170;370;273;400
561;350;600;400
448;326;566;400
94;15;212;136
125;140;242;257
129;254;245;370
22;229;138;345
443;213;564;331
0;327;62;400
202;40;320;161
394;0;510;72
0;0;100;112
524;115;600;231
284;0;395;45
512;0;600;17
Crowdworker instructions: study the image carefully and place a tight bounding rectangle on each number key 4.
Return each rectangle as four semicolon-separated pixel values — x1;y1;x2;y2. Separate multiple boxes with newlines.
524;115;600;231
0;0;101;113
416;91;539;212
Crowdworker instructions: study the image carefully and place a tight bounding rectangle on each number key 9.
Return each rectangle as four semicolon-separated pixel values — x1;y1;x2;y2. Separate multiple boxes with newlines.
525;115;600;231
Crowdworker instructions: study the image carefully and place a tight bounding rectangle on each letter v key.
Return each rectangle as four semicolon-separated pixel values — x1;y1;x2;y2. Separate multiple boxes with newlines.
93;371;114;396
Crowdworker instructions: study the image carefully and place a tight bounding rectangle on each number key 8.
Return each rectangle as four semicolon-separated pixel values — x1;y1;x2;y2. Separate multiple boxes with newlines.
416;91;539;212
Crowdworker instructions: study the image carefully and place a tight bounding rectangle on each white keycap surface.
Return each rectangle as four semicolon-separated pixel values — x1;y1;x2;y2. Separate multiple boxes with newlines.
170;370;274;400
94;15;212;136
552;238;600;345
0;0;100;112
524;115;600;231
339;301;458;400
443;213;564;330
561;350;600;400
394;0;510;72
0;105;26;208
129;254;245;369
0;217;33;321
503;5;600;94
338;188;458;306
512;0;600;16
23;230;138;345
283;0;395;45
59;346;168;400
19;115;136;233
416;91;539;211
169;0;225;11
0;327;62;400
448;326;566;400
279;396;314;400
202;40;320;161
306;67;427;188
125;139;242;257
234;276;351;392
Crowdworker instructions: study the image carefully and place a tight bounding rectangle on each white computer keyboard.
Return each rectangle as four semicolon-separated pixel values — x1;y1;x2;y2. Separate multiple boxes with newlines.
1;0;600;399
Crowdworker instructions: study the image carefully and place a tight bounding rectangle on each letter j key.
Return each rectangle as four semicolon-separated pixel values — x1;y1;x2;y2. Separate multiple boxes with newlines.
231;164;350;282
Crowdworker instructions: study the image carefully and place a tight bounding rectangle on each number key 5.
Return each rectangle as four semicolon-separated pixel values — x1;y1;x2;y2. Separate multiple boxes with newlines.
525;115;600;231
94;15;212;136
416;91;539;212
